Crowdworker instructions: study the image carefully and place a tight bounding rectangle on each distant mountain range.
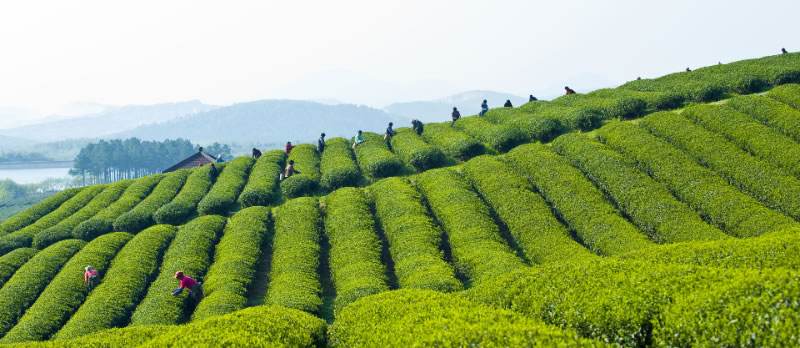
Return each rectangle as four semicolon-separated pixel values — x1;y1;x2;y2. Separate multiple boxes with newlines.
384;90;528;122
113;100;408;146
0;101;216;142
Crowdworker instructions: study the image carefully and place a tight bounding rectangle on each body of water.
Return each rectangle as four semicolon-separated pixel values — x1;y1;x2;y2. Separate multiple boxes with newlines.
0;163;72;185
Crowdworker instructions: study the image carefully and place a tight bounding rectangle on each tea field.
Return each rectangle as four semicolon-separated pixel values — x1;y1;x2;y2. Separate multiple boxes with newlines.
0;53;799;347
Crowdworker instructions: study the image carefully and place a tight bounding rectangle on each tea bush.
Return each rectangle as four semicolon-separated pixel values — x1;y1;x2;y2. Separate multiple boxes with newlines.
192;206;271;321
368;177;462;291
484;107;563;142
597;121;797;236
353;132;403;179
0;248;36;288
153;165;215;225
641;111;800;220
726;94;800;142
389;128;446;171
552;133;728;242
0;188;83;237
280;144;320;198
0;240;84;337
506;144;653;255
319;137;361;190
197;156;254;215
454;117;527;152
239;150;285;207
266;197;323;313
113;170;189;233
2;233;132;343
416;169;525;285
421;123;485;161
767;82;800;109
323;187;389;313
130;215;226;325
463;155;594;263
54;225;176;339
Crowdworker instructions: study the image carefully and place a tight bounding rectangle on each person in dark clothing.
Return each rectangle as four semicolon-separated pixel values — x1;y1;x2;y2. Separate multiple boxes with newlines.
564;86;576;95
782;48;789;54
285;141;294;155
636;77;642;80
529;95;538;102
318;133;326;153
479;99;489;116
384;122;395;140
451;107;461;126
209;163;218;179
503;100;513;108
412;119;424;135
686;67;692;72
252;148;262;159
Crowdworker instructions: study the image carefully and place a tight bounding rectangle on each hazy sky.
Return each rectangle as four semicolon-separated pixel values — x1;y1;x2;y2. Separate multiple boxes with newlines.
1;0;798;119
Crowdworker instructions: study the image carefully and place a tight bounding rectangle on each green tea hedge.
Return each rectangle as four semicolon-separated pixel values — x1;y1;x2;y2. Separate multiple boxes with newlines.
0;248;36;289
767;82;800;109
266;197;323;313
54;225;176;339
113;170;189;233
454;117;527;153
507;144;653;255
0;188;82;237
130;215;225;325
597;122;797;236
239;150;285;207
0;239;84;337
197;157;254;215
323;187;389;313
727;94;800;142
484;107;564;142
390;128;446;171
463;156;595;263
280;144;321;198
153;165;215;225
368;178;462;292
192;206;271;321
421;123;485;161
416;169;525;285
353;132;403;179
552;133;728;242
2;233;132;343
320;137;361;190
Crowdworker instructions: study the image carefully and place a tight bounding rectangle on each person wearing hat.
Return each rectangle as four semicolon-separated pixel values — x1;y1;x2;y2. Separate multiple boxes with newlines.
84;265;99;289
172;271;203;301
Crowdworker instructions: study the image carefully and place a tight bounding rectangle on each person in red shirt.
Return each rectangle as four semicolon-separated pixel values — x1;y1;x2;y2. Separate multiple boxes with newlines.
172;271;203;300
84;265;99;289
285;141;295;155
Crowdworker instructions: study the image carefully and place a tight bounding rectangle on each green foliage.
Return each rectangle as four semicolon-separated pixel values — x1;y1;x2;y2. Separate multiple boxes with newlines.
552;133;728;242
54;225;176;339
463;156;594;263
619;226;800;269
597;121;797;236
130;215;225;326
153;165;215;225
280;144;320;198
72;175;163;241
368;178;462;291
329;289;603;347
323;187;389;313
197;157;254;215
529;104;603;131
0;248;36;288
353;132;403;179
416;169;525;285
454;116;527;152
113;170;189;233
767;82;800;109
466;258;800;347
6;325;170;347
266;197;323;313
192;206;271;321
2;233;132;343
389;128;446;171
551;88;651;119
319;138;361;190
33;180;132;249
0;240;84;337
239;150;285;207
0;188;82;237
421;123;485;161
506;143;653;255
641;111;800;220
484;107;564;142
726;94;800;142
0;186;104;255
685;104;800;178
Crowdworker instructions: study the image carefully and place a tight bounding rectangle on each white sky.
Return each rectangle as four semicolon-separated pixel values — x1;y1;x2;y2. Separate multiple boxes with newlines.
1;0;798;119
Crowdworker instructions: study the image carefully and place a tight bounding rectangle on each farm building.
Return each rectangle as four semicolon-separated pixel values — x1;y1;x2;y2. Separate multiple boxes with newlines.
162;147;218;173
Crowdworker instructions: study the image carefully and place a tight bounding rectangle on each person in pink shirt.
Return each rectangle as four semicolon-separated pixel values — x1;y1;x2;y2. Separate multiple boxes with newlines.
84;265;99;289
172;271;203;300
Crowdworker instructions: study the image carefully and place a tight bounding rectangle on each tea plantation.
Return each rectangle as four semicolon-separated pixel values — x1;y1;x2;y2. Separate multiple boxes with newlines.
0;53;799;347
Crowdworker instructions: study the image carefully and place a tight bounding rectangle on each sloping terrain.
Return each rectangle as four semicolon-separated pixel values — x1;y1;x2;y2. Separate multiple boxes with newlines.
0;53;799;347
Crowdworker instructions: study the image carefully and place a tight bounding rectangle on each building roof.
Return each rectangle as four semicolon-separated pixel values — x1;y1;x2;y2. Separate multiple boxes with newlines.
162;150;218;173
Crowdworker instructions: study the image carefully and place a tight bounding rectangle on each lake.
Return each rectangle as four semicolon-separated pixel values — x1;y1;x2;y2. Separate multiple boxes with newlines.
0;162;73;185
